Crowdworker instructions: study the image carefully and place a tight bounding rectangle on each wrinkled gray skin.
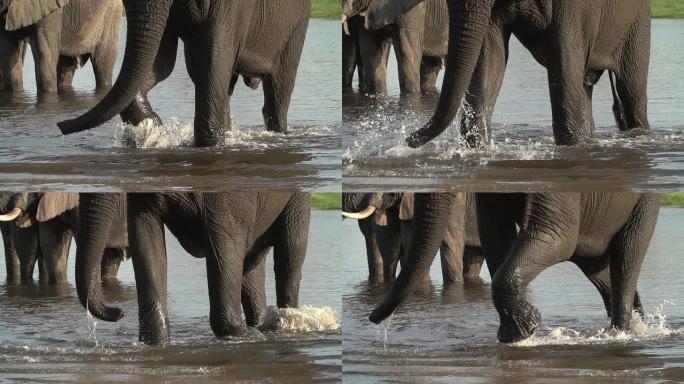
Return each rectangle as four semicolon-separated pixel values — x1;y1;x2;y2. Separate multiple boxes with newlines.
370;193;659;343
342;14;365;93
0;192;128;284
342;0;448;95
400;0;651;148
58;0;310;147
342;192;483;284
0;0;122;92
76;192;310;346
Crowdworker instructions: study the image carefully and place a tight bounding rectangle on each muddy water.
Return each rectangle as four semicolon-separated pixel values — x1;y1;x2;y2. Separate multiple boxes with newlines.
343;20;684;192
0;19;341;191
0;210;341;383
342;208;684;383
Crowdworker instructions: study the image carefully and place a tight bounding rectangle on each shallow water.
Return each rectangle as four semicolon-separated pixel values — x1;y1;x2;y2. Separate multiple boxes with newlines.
0;210;341;382
0;19;341;191
343;19;684;192
341;207;684;383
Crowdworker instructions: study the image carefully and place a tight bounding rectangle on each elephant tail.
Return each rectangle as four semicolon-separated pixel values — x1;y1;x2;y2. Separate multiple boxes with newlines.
75;193;124;322
369;193;456;323
609;71;627;131
57;0;173;135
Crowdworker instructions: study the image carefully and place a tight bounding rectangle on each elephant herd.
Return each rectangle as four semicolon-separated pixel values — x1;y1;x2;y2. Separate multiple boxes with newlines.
1;0;311;147
342;192;660;343
343;0;652;148
0;192;312;346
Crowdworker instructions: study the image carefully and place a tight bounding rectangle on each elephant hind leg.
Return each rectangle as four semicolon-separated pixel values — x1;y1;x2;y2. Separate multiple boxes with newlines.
462;247;484;284
609;194;660;330
101;248;123;280
419;55;441;94
57;55;78;90
0;34;27;91
262;18;309;134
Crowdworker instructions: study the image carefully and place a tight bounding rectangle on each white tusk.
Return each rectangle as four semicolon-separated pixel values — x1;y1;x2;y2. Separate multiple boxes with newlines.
342;14;350;35
0;207;22;221
341;206;376;220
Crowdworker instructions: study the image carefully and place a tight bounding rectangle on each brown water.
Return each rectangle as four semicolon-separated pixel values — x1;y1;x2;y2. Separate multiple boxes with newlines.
0;210;341;383
0;19;341;192
341;207;684;383
343;20;684;192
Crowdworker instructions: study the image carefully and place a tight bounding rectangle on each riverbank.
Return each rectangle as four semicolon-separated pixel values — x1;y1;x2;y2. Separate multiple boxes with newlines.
312;193;341;210
653;0;684;18
663;192;684;207
312;0;338;19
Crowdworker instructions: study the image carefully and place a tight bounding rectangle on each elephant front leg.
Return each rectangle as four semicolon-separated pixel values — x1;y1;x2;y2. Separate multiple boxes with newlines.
242;260;267;327
262;19;308;134
1;225;21;284
0;33;27;91
39;220;73;284
30;13;62;93
358;30;391;94
393;3;425;96
128;197;170;345
609;194;659;330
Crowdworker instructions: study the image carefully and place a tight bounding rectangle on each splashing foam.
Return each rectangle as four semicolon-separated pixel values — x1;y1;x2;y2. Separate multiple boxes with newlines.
84;306;99;348
259;305;340;333
512;301;681;347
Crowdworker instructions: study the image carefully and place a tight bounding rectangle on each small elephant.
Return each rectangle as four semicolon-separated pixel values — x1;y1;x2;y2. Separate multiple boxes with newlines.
58;0;311;147
76;192;311;345
404;0;651;148
0;192;128;284
0;0;122;92
342;192;484;284
370;193;659;344
342;0;448;95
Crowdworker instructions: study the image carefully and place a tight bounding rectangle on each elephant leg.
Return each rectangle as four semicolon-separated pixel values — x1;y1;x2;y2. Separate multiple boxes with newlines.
475;193;522;277
491;193;581;343
101;248;123;280
128;196;170;345
119;32;178;126
57;56;78;90
420;55;441;94
393;3;425;96
91;15;121;91
272;193;311;308
242;257;267;327
359;219;384;283
609;194;659;330
463;247;484;283
571;255;643;319
439;198;466;284
374;210;402;281
15;226;40;282
613;12;650;133
0;33;27;91
39;220;73;284
359;29;391;94
262;19;308;134
30;12;62;93
342;26;357;92
1;224;21;284
460;25;509;148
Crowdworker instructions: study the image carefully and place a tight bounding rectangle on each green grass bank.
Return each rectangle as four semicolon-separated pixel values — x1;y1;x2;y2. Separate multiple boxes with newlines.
312;193;341;210
652;0;684;18
662;192;684;207
312;0;338;19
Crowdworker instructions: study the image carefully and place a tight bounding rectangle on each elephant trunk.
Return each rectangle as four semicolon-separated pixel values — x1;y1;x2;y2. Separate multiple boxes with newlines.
75;194;124;322
58;0;173;134
406;0;494;148
369;193;455;323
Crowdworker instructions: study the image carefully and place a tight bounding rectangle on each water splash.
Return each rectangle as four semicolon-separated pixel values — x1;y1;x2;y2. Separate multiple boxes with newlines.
511;301;681;347
259;305;340;333
375;311;395;350
84;306;99;348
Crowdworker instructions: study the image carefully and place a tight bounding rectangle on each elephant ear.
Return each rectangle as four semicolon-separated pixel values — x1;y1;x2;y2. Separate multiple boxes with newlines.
399;193;414;220
5;0;69;31
364;0;424;30
36;192;79;222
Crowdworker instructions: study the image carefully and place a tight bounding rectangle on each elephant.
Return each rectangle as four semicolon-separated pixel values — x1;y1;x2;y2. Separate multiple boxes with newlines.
57;0;311;147
342;192;484;284
401;0;651;148
342;14;365;93
75;192;311;345
0;192;128;284
341;0;448;95
369;193;659;343
0;0;122;93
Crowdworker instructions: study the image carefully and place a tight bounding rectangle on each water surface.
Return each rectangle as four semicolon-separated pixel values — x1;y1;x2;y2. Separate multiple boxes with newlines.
342;207;684;383
0;20;341;191
343;20;684;192
0;210;341;383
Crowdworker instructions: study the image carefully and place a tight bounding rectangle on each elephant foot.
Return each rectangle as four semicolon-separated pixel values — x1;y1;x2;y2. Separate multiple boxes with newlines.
210;316;246;338
497;301;541;343
139;328;170;346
